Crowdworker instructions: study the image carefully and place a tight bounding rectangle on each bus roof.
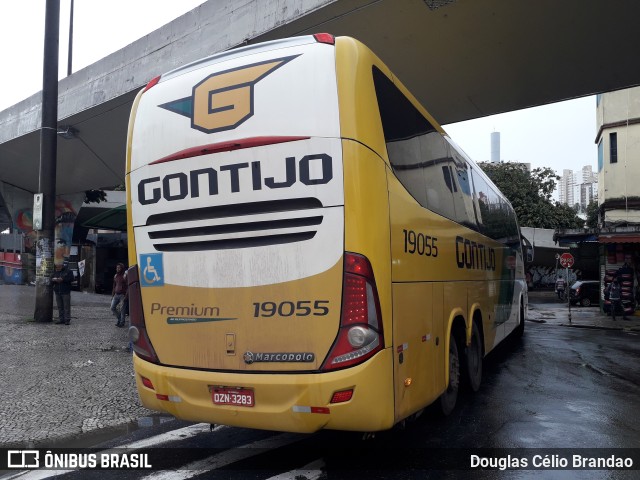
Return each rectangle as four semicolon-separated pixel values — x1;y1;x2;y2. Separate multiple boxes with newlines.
159;35;320;83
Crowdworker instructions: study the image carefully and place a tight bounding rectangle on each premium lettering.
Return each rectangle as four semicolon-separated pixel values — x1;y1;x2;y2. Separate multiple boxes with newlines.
151;302;220;317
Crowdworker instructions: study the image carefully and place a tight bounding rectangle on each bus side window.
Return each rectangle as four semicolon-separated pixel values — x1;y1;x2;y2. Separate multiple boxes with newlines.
442;166;455;192
373;65;479;231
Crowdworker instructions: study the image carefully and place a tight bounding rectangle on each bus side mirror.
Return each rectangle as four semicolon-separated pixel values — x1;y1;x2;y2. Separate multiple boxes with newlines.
526;246;534;263
521;235;534;263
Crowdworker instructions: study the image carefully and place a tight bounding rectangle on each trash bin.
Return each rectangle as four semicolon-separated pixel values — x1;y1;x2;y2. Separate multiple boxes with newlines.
3;266;24;285
2;253;24;285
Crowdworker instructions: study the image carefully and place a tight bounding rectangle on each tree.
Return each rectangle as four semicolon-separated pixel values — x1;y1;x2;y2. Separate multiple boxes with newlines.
585;200;599;229
84;189;107;204
479;162;583;229
552;202;585;229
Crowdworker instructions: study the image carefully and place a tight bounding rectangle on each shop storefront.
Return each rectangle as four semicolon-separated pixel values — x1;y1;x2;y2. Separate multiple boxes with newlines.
598;234;640;316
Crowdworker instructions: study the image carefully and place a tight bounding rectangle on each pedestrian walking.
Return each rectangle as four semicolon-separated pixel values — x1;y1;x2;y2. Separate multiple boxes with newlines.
111;263;128;327
52;260;74;325
607;277;628;321
555;276;566;301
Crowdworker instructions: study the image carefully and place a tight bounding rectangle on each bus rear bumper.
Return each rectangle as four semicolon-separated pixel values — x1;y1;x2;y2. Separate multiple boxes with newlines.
133;349;394;433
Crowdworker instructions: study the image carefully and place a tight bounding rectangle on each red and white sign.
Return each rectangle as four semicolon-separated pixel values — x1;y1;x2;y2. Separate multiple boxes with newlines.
559;253;574;268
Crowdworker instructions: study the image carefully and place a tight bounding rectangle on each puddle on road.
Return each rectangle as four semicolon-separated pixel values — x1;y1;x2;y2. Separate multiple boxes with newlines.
32;414;175;449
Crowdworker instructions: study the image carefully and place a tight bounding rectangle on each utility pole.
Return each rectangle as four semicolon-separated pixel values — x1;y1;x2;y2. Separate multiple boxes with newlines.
67;0;74;76
34;0;60;323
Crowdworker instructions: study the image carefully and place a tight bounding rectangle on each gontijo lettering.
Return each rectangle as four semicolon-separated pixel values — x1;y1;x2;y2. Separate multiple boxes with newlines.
138;154;333;205
455;235;496;271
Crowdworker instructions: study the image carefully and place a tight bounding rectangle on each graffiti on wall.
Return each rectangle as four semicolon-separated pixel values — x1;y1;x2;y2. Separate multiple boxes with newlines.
53;198;78;264
528;265;581;289
12;195;83;265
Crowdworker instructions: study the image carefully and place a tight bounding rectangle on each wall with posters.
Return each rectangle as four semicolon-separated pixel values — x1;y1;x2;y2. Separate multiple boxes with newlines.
0;183;84;283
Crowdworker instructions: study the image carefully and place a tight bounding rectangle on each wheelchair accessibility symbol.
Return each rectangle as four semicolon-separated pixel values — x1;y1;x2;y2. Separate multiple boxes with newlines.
140;253;164;287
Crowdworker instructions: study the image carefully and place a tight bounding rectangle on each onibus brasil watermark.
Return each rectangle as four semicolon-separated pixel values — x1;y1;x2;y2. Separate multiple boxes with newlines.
6;450;151;470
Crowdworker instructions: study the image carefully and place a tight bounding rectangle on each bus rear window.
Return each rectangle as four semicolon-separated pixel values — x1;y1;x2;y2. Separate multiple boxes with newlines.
373;66;435;142
373;66;478;231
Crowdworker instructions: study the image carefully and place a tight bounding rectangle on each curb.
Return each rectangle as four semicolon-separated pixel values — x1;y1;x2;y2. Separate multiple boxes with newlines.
558;323;623;331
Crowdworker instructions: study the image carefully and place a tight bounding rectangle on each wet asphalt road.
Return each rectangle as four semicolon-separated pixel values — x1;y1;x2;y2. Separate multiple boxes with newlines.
47;319;638;480
3;293;639;479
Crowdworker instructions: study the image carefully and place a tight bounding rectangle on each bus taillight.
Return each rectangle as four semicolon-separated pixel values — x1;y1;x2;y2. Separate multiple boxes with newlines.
313;33;335;45
127;265;160;364
143;75;161;93
321;253;384;371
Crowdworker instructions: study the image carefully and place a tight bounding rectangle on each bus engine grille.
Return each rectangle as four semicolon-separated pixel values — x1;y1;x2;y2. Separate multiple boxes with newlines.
141;198;324;252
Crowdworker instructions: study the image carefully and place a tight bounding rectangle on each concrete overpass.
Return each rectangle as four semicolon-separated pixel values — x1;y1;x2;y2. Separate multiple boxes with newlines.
1;0;640;228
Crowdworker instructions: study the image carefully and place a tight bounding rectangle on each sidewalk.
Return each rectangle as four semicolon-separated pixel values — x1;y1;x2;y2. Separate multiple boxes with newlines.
1;285;638;448
527;290;640;332
0;284;152;448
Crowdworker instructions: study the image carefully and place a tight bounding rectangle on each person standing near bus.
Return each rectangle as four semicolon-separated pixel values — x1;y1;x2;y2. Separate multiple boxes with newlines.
555;276;567;301
110;263;128;327
52;260;74;325
607;277;627;321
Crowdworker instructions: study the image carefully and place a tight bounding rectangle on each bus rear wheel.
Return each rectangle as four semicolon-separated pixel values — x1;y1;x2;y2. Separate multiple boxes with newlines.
464;322;483;393
439;336;460;416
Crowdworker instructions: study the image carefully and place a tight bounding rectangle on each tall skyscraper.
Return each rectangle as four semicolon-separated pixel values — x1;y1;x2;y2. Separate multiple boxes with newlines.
582;165;596;183
558;166;598;212
559;169;575;206
491;132;500;163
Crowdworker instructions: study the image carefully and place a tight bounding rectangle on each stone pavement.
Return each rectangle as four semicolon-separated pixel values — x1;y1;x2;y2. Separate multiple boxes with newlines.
0;284;152;448
1;285;638;449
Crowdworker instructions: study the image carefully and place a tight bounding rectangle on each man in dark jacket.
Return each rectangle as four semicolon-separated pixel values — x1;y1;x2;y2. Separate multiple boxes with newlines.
607;277;628;321
52;260;74;325
111;263;128;327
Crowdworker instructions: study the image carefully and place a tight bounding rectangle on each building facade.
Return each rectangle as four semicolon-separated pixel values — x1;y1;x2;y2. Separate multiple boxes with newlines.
595;86;640;316
558;167;597;213
597;86;640;224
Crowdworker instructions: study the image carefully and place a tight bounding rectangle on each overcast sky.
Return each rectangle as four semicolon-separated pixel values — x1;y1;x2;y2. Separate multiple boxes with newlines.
0;0;597;185
443;96;597;176
0;0;206;110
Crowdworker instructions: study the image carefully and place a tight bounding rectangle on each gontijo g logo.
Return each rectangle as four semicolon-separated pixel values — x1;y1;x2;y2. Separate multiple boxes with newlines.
159;55;300;134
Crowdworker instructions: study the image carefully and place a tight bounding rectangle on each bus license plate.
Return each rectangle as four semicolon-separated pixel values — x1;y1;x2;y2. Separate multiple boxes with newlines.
212;387;255;407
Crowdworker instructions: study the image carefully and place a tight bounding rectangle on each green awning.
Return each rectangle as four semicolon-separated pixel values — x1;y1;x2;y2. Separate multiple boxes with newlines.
82;204;127;231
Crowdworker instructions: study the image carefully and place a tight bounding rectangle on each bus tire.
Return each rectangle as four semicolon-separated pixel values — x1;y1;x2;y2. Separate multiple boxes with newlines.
464;321;483;393
439;335;460;416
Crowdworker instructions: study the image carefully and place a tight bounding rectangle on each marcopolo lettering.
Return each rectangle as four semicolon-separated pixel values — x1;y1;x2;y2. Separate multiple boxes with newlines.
243;351;315;364
455;235;496;271
138;154;333;205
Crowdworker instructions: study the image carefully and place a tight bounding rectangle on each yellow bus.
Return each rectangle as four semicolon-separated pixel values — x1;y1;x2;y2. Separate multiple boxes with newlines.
125;33;527;433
